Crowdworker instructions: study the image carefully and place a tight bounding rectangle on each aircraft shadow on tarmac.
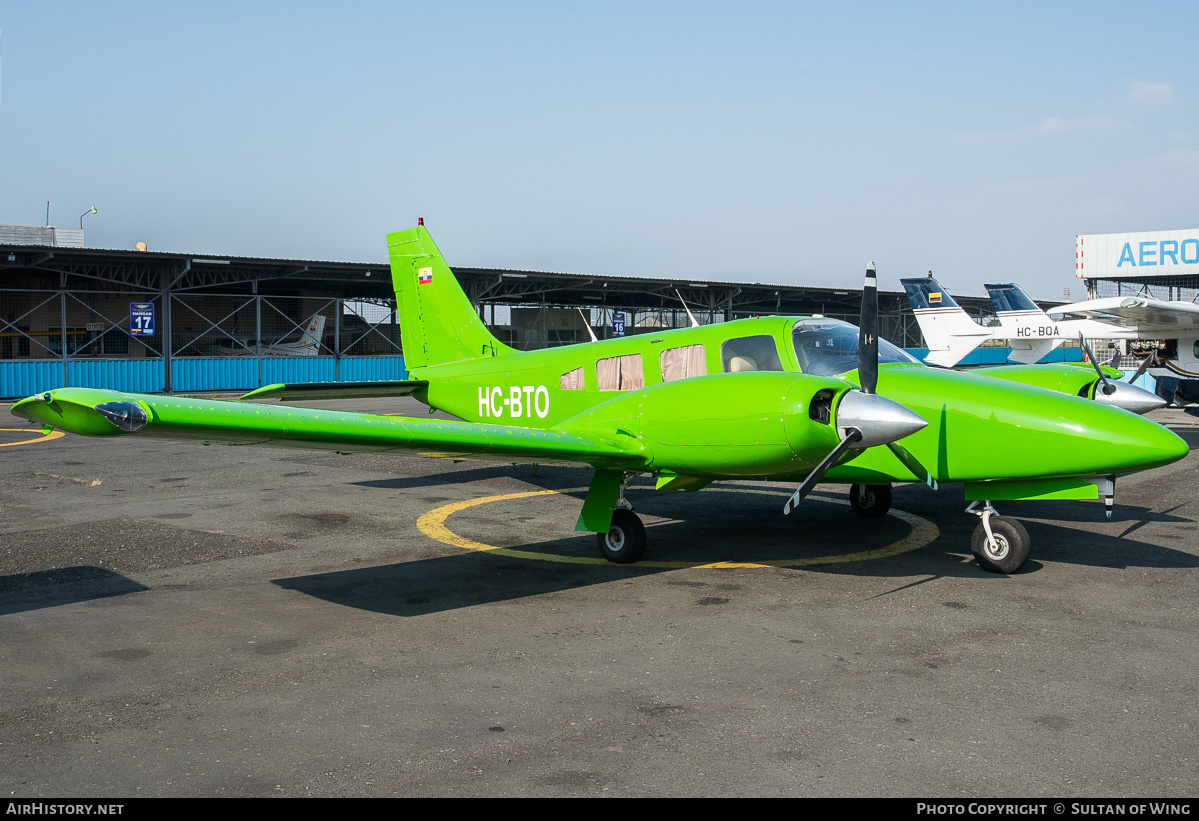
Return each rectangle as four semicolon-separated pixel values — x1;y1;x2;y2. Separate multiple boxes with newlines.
350;464;585;493
0;567;148;616
272;485;1199;617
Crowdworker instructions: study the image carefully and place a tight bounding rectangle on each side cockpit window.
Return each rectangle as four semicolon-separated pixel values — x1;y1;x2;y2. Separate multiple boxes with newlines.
659;344;707;382
596;354;645;391
721;335;783;373
560;367;585;390
791;318;918;376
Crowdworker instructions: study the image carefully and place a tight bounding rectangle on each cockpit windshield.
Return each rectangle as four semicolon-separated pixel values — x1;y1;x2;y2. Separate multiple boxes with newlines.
791;318;919;376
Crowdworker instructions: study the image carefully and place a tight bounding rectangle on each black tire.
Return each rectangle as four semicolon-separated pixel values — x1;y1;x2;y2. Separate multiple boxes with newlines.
971;516;1031;574
849;484;892;518
596;509;646;564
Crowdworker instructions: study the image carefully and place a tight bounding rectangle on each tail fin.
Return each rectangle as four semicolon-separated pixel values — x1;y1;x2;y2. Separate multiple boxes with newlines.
984;283;1047;326
387;224;514;370
983;284;1064;363
901;276;992;367
296;314;326;356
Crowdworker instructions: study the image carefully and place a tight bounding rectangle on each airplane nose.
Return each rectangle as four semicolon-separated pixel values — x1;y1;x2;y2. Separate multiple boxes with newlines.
1093;381;1167;415
1100;410;1190;472
835;390;928;448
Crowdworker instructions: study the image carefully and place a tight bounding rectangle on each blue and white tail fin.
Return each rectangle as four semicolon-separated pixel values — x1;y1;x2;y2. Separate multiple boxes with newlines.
901;276;991;367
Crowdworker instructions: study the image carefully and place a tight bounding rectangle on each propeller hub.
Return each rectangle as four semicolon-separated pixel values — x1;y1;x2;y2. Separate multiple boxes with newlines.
1092;381;1167;415
836;390;928;448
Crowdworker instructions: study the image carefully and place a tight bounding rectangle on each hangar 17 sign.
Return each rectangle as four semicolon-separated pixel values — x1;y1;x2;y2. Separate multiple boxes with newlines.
129;303;155;337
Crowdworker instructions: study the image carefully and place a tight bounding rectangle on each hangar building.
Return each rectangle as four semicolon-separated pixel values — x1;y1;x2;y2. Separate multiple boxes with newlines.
1;228;1010;399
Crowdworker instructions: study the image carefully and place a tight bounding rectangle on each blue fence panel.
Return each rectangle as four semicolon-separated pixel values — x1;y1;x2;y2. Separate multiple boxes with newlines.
170;356;406;392
1041;347;1084;363
172;358;260;392
1;361;65;398
904;347;1086;366
1119;369;1158;392
2;355;405;397
262;358;336;385
904;347;1013;365
67;360;165;393
338;356;407;382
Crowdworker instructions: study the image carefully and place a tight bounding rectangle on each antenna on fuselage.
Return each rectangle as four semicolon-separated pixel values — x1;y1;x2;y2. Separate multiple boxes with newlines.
674;289;700;328
578;308;598;342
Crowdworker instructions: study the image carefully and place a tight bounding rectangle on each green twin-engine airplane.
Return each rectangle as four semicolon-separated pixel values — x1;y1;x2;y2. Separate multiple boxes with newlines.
11;224;1190;574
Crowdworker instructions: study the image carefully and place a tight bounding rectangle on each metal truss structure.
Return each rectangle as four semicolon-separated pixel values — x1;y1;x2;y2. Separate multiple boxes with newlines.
2;243;1013;393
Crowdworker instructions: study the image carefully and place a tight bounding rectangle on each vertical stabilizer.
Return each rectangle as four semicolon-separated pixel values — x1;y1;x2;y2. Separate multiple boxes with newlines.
296;314;325;356
984;283;1064;363
985;283;1047;326
901;276;992;367
387;224;514;370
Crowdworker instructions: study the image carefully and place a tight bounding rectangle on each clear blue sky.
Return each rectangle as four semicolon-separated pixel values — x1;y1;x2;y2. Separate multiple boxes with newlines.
2;1;1196;299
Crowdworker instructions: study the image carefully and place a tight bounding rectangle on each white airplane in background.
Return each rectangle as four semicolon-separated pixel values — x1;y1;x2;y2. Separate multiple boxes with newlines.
902;275;1136;367
216;314;327;357
1051;295;1199;405
902;275;1163;413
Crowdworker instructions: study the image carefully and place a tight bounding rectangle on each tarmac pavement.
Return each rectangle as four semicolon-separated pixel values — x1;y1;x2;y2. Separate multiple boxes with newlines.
1;398;1197;797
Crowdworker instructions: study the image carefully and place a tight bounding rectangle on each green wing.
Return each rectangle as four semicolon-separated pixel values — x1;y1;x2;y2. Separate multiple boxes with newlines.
10;388;645;470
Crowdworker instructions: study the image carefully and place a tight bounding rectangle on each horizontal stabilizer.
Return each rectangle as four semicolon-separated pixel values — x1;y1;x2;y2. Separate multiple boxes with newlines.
241;380;429;401
1005;339;1061;365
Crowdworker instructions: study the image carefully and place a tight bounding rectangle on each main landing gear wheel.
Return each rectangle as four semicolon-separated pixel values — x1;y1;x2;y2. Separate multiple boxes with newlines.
971;516;1031;574
849;483;892;518
597;509;646;564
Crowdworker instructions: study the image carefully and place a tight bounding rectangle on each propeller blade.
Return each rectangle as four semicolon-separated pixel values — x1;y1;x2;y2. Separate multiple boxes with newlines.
1109;351;1122;371
783;428;863;515
1128;350;1154;384
886;440;938;489
858;263;878;394
1079;334;1116;395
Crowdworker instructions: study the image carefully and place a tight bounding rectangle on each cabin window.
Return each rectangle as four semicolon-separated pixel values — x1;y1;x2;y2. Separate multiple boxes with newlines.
721;335;783;373
560;366;585;390
596;353;644;391
659;344;706;382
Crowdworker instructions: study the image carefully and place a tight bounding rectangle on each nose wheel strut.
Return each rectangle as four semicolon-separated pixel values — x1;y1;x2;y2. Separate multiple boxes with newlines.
966;501;1031;574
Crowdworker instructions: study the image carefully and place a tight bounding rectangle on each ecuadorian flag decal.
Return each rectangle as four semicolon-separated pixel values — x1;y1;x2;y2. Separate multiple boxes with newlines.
418;267;433;285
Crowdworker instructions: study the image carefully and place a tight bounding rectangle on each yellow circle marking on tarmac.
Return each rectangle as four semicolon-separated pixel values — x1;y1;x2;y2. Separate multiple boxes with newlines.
0;428;65;447
417;486;939;569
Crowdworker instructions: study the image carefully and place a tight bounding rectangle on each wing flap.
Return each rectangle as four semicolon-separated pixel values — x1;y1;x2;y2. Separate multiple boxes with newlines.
240;380;429;401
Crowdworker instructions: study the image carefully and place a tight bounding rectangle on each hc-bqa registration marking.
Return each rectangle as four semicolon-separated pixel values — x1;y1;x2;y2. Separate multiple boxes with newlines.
1017;325;1060;337
478;386;550;419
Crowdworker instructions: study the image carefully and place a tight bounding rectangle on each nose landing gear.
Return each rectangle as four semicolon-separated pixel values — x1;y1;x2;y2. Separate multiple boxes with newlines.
966;500;1031;574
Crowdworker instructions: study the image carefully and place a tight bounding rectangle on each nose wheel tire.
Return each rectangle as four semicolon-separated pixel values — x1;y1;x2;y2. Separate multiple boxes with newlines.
849;483;892;518
597;509;646;564
971;516;1031;574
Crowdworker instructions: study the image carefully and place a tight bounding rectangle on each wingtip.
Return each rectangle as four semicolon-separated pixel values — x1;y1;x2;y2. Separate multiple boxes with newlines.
240;384;285;401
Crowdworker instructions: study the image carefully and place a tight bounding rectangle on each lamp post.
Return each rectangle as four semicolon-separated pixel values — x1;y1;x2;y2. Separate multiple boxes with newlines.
79;206;97;230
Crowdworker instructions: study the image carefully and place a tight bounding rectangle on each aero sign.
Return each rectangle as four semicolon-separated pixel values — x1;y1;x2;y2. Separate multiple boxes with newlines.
1076;229;1199;278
